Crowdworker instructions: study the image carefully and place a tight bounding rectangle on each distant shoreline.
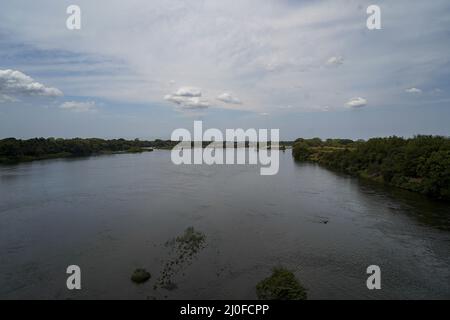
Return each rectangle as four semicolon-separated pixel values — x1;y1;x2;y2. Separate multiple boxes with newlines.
3;136;449;203
0;137;293;164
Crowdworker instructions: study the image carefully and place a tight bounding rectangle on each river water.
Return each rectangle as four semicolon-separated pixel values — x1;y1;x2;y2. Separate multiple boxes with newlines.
0;150;449;299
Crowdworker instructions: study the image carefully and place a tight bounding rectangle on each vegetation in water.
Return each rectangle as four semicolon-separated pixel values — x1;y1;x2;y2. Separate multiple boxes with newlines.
256;267;307;300
292;136;450;201
131;268;151;284
155;227;206;290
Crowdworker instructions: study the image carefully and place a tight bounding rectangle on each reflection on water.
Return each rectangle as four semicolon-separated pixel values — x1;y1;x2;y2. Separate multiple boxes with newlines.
0;150;449;299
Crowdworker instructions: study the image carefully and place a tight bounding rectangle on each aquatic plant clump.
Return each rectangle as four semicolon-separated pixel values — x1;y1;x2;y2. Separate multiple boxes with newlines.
131;268;151;284
175;227;206;253
155;227;206;290
256;267;307;300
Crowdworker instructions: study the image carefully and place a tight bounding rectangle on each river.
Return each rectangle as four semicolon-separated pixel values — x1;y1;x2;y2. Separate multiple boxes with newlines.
0;149;449;299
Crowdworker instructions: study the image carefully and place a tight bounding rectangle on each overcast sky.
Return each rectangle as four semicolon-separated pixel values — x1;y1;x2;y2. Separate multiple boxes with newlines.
1;0;450;140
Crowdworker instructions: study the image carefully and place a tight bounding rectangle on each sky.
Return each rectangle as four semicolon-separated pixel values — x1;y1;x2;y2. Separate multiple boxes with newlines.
0;0;450;140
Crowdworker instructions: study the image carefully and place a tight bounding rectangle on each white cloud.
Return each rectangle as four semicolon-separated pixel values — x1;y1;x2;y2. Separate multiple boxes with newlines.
59;101;97;112
326;56;344;66
405;87;422;94
164;94;186;105
217;92;242;104
181;97;210;109
164;87;210;109
346;97;367;108
259;112;270;116
173;86;202;97
0;69;63;98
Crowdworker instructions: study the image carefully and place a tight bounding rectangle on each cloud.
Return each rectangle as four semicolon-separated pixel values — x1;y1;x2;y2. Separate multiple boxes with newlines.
217;92;242;105
59;101;97;112
164;86;210;109
164;87;210;109
0;93;17;103
1;0;450;117
0;69;63;98
180;97;210;109
173;86;202;97
405;87;422;94
259;112;270;116
346;97;367;108
326;56;344;66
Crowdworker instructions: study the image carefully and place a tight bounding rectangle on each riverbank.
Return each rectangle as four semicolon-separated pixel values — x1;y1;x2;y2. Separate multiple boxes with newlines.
0;148;155;164
0;138;293;165
292;136;450;201
0;138;172;164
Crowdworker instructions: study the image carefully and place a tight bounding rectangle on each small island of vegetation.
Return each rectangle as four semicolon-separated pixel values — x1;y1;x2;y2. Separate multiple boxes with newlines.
292;135;450;201
256;267;307;300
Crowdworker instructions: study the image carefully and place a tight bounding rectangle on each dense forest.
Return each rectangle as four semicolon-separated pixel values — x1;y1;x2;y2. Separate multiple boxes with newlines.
0;138;176;163
292;136;450;201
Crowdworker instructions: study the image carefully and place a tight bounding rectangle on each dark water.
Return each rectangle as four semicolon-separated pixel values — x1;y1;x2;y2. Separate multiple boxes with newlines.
0;150;449;300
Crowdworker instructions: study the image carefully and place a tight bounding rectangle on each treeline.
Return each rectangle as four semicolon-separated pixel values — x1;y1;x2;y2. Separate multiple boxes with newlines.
0;138;176;163
292;136;450;201
0;138;293;164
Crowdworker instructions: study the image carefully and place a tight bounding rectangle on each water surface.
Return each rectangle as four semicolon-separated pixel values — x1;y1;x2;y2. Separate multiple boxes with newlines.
0;150;449;299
